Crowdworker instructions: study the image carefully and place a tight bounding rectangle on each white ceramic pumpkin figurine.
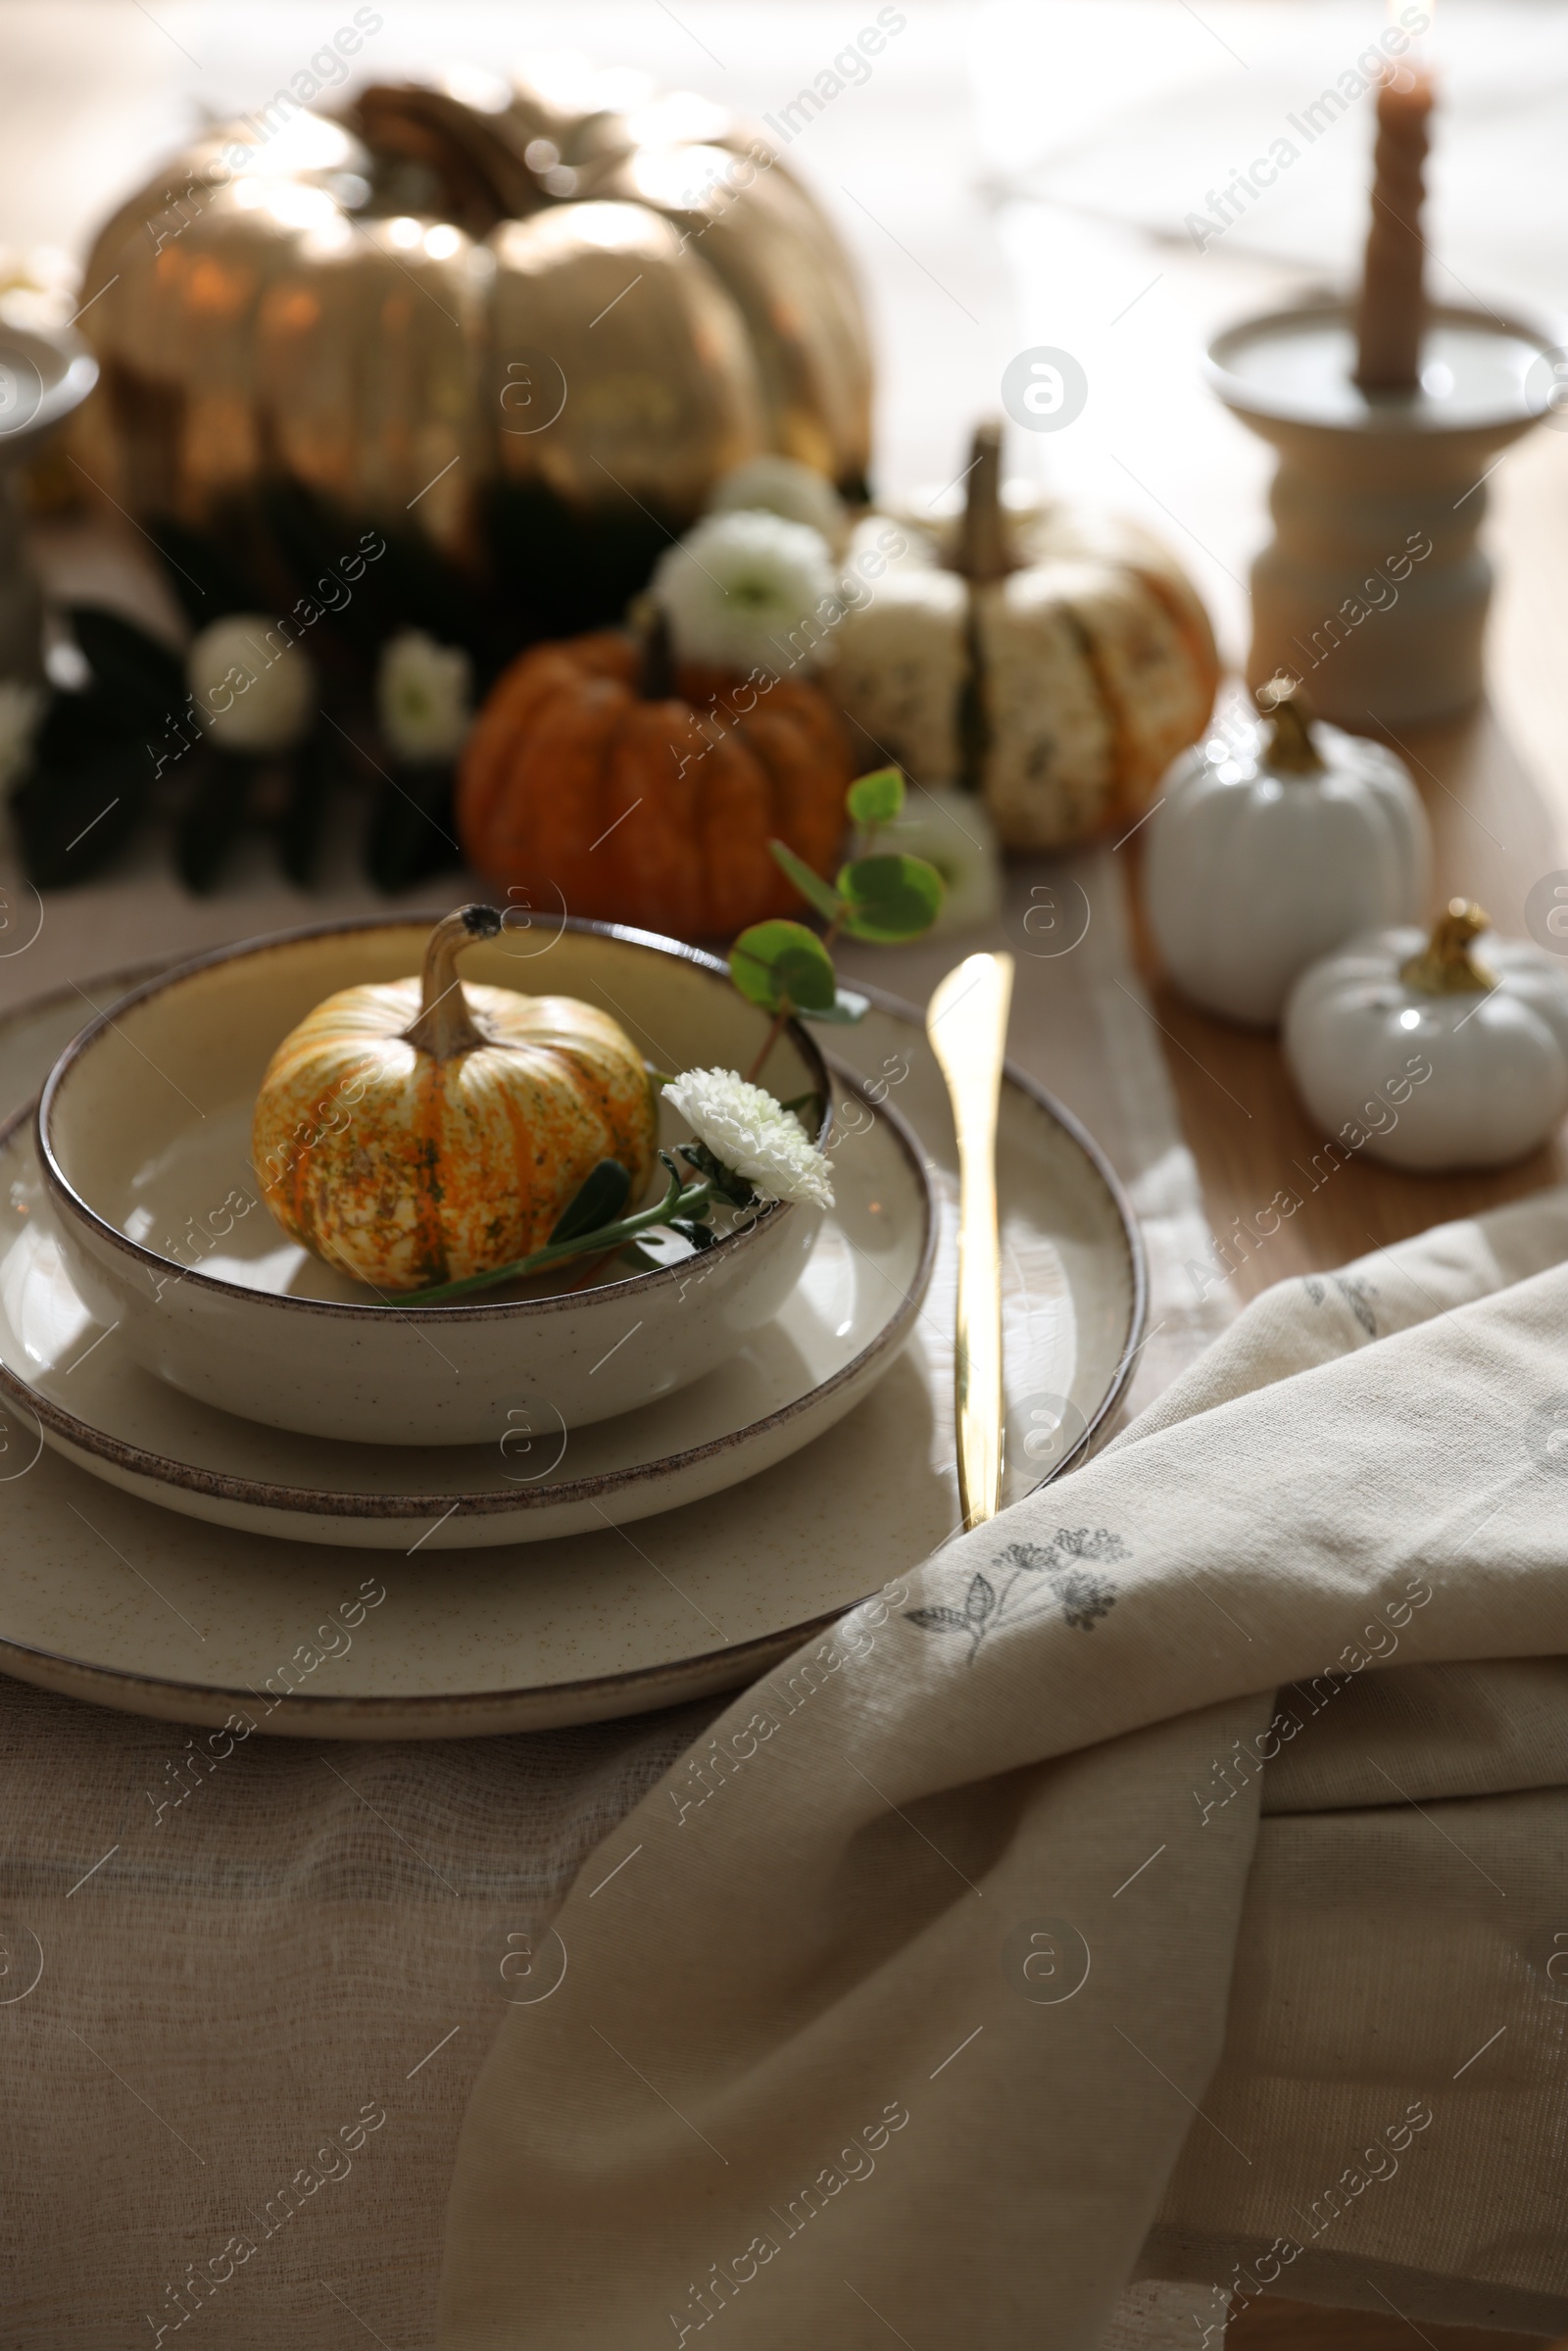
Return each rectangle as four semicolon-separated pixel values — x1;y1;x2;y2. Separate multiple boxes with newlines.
253;906;658;1292
1144;677;1432;1027
826;420;1219;852
1284;900;1568;1172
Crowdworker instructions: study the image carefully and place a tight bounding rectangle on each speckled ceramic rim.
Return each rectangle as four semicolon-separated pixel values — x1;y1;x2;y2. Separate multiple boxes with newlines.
0;963;1148;1733
35;911;831;1324
0;1066;935;1520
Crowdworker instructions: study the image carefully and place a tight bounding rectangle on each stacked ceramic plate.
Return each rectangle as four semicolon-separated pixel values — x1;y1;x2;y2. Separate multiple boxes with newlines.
0;917;1144;1736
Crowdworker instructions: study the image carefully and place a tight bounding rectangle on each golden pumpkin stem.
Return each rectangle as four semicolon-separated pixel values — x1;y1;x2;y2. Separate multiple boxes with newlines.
954;419;1011;586
1398;899;1496;995
1255;674;1324;773
405;905;503;1058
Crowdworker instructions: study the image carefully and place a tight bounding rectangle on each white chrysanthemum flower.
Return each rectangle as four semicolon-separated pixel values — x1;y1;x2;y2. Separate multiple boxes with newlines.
872;784;1003;936
653;511;838;677
188;615;315;754
377;629;473;761
664;1067;834;1209
0;680;41;791
707;455;847;548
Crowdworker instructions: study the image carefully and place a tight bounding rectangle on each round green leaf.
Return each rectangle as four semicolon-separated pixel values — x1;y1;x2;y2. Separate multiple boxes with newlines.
836;853;946;944
846;766;905;829
729;920;838;1014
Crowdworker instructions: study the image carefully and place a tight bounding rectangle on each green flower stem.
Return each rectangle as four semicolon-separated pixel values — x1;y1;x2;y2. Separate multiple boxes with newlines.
410;1169;713;1304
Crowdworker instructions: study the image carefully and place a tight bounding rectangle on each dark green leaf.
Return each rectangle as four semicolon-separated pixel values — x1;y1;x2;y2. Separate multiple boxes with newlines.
679;1139;758;1209
140;511;259;628
836;853;945;944
669;1216;719;1252
800;988;870;1026
729;919;837;1014
67;606;187;723
175;749;257;894
767;840;840;922
279;728;347;889
550;1158;631;1244
10;741;148;887
846;765;904;828
363;756;462;894
35;684;141;767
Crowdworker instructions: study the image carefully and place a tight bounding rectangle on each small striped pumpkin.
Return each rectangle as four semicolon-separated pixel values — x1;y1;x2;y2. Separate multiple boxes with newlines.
826;423;1220;852
252;906;656;1293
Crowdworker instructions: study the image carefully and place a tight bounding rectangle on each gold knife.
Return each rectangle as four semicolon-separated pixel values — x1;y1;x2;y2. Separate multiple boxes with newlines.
926;951;1014;1531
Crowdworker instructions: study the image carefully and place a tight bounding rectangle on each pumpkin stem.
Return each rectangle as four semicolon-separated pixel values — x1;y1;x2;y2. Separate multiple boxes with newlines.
638;609;677;701
1398;898;1496;995
953;419;1011;586
405;904;503;1058
1255;674;1324;773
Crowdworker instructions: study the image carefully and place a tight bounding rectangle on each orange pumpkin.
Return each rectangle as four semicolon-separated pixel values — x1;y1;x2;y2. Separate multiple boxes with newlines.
457;628;852;937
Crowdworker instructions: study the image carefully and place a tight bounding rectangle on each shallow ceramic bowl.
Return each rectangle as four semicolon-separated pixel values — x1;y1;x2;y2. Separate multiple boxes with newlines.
37;916;832;1445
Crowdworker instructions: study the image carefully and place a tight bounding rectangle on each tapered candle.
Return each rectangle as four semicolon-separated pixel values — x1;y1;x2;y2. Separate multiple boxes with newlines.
1353;61;1434;392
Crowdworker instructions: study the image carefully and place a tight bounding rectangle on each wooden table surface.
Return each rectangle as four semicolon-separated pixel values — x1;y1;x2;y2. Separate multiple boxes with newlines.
1127;416;1568;1309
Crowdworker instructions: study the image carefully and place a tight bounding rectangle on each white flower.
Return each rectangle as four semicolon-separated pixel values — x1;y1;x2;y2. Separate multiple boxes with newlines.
377;628;473;762
653;511;838;677
870;784;1004;936
707;455;846;548
664;1067;834;1209
188;615;315;754
0;680;41;791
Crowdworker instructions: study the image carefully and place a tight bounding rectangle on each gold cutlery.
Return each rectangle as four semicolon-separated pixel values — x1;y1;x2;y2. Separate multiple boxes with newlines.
926;951;1014;1530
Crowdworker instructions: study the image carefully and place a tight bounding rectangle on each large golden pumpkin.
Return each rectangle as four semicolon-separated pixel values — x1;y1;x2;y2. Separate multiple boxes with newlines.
70;67;871;632
828;424;1220;851
253;905;657;1292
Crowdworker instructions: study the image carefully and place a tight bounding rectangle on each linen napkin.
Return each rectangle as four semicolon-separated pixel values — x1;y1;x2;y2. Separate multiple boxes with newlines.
438;1199;1568;2348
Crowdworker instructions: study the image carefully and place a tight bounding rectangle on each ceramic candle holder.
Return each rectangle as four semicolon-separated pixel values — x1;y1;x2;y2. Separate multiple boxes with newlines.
0;318;97;683
1207;299;1559;729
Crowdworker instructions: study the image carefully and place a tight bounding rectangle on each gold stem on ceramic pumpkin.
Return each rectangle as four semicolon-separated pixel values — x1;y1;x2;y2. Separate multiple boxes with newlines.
1255;674;1324;773
404;905;503;1058
953;418;1011;586
1398;898;1496;995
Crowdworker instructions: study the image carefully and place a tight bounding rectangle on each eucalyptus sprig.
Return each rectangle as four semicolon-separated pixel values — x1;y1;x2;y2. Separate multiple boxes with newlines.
412;1151;732;1303
732;767;946;1082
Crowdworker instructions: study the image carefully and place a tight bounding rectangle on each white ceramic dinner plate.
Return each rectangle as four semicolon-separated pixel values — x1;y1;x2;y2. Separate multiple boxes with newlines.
0;1077;934;1547
0;966;1145;1736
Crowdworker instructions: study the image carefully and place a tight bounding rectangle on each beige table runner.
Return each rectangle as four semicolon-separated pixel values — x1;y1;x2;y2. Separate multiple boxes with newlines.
0;848;1216;2350
438;1191;1568;2349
